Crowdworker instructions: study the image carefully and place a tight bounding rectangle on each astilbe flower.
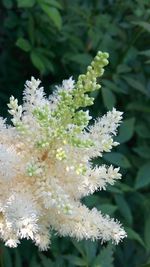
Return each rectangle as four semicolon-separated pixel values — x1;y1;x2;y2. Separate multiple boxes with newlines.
0;51;127;250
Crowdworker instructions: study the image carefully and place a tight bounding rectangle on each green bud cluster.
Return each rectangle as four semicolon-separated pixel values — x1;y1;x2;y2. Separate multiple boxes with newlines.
72;51;109;110
50;52;109;148
32;52;109;152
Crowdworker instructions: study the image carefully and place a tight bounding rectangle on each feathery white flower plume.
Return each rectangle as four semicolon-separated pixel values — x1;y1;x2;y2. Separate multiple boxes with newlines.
0;51;126;250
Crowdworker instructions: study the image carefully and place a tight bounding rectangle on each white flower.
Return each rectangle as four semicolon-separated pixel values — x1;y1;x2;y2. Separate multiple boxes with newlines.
62;76;75;91
0;51;126;250
0;144;21;181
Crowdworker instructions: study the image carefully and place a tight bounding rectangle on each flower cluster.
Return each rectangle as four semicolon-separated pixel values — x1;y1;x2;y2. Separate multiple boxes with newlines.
0;51;126;250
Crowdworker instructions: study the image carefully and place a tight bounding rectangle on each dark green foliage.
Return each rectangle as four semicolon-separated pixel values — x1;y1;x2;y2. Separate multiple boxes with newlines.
0;0;150;266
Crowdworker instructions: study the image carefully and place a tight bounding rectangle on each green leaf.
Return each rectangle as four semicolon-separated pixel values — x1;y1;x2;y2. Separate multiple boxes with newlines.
135;124;150;138
83;195;101;208
17;0;35;7
139;49;150;57
135;163;150;189
117;64;131;74
28;15;35;45
31;48;54;73
3;247;12;267
39;254;54;267
107;186;123;194
133;146;150;159
140;263;150;267
16;38;31;52
30;51;46;73
117;182;134;192
114;195;133;225
133;21;150;33
65;255;86;266
29;256;41;267
125;227;145;247
116;117;135;143
145;59;150;64
127;102;150;113
144;215;150;251
42;0;63;9
97;204;117;215
102;87;116;110
72;240;85;258
4;13;18;29
40;4;62;30
104;152;131;168
14;249;22;267
83;241;97;265
92;244;114;267
69;53;93;66
123;77;148;96
102;79;126;93
2;0;13;8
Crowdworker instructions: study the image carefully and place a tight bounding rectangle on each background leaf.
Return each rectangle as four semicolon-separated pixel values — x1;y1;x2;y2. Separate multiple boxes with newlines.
114;195;133;225
16;38;31;52
144;215;150;251
40;4;62;30
125;227;145;247
2;0;13;8
116;117;135;143
17;0;35;8
102;87;116;110
135;163;150;189
133;21;150;33
92;244;114;267
104;152;131;168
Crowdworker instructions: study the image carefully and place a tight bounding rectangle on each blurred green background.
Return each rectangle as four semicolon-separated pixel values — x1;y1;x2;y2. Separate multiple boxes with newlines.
0;0;150;266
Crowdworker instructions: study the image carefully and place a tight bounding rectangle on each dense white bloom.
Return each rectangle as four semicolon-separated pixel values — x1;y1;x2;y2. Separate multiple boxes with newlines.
56;76;75;92
87;108;122;157
0;144;21;181
61;76;75;91
0;51;126;250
